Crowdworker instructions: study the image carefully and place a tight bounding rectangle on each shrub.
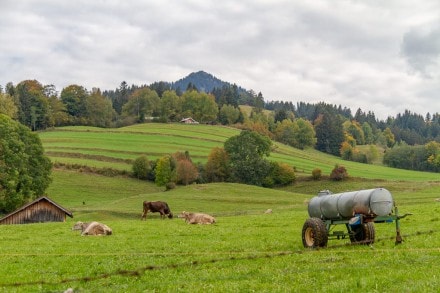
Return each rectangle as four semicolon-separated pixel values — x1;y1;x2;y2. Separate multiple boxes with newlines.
132;156;151;180
262;176;275;188
330;164;348;181
263;162;295;187
165;182;176;191
311;168;322;180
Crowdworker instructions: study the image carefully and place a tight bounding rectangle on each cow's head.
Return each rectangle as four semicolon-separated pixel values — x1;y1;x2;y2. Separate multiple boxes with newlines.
72;221;86;231
178;211;189;219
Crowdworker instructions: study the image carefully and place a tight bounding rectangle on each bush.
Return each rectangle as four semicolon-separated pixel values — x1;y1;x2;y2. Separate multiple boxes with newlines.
311;168;322;180
263;162;295;187
132;156;151;180
165;182;176;191
330;164;348;181
262;176;275;188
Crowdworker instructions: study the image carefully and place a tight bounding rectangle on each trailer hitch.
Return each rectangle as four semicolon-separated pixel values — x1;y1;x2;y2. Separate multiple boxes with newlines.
394;207;412;245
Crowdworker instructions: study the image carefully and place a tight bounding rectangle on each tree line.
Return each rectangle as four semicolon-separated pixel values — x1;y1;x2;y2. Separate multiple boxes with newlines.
133;130;296;190
2;79;440;172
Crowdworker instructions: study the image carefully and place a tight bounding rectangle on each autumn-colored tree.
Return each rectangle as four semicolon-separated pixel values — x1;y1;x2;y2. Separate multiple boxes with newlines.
176;159;199;185
311;168;322;180
340;141;354;160
169;151;198;185
343;120;365;145
330;164;348;181
274;119;297;146
383;127;395;148
205;147;230;182
263;162;295;187
0;92;18;118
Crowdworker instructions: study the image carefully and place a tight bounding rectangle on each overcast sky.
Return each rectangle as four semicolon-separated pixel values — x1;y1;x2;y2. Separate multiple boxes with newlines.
1;0;439;119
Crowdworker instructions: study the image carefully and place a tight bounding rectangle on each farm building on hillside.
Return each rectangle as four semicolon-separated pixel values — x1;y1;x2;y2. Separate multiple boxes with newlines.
180;117;199;124
0;196;73;225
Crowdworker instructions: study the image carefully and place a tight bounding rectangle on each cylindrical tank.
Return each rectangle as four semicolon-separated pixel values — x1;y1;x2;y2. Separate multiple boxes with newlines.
307;188;394;219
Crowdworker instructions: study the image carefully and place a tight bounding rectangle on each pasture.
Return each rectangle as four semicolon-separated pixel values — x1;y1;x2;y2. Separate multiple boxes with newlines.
40;124;440;181
0;123;439;292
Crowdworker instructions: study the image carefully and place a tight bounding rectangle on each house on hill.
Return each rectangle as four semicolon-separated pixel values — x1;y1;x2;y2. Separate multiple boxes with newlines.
0;196;73;225
180;117;199;124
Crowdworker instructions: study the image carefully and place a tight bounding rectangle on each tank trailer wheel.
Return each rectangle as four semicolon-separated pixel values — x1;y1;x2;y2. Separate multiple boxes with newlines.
302;217;328;248
349;222;375;245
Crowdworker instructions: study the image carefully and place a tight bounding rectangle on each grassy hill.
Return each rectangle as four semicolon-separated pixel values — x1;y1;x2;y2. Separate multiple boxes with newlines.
0;123;438;291
39;123;440;181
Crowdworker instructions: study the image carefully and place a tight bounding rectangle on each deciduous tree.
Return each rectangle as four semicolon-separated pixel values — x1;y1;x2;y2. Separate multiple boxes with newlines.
0;93;18;118
155;156;173;187
224;130;272;186
122;88;160;122
0;114;52;213
60;84;88;123
86;90;116;127
205;147;230;182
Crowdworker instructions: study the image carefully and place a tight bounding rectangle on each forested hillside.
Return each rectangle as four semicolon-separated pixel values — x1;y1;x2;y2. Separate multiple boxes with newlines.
2;71;440;172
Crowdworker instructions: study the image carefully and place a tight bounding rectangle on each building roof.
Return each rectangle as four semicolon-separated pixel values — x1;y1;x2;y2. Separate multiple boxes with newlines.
0;196;73;222
180;117;199;124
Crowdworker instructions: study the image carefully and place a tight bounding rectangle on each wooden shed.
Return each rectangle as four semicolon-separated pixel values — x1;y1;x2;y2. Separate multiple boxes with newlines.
180;117;199;124
0;196;73;225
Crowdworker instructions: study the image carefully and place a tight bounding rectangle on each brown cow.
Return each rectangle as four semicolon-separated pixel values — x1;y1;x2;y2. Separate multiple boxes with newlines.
141;201;173;220
72;221;112;236
178;211;216;224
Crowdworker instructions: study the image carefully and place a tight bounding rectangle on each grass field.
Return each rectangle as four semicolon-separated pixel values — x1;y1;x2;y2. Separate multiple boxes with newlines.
39;124;440;181
0;123;439;292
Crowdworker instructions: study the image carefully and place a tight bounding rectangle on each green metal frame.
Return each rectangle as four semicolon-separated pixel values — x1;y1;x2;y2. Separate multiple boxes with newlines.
323;206;411;244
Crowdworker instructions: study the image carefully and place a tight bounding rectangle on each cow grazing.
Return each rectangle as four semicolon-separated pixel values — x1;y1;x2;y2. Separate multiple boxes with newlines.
72;221;112;236
141;201;173;220
179;211;216;224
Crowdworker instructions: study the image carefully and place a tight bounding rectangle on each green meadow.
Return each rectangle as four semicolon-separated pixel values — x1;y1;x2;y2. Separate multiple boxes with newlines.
0;123;439;292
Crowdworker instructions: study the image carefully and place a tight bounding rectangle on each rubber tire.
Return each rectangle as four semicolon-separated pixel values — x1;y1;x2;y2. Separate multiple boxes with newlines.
302;217;328;248
349;222;375;244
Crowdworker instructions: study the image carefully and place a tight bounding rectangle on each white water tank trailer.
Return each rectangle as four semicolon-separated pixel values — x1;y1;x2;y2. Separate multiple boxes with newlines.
302;188;411;248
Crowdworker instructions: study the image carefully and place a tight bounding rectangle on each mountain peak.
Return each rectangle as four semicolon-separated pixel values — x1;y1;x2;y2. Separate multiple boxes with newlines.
172;71;229;93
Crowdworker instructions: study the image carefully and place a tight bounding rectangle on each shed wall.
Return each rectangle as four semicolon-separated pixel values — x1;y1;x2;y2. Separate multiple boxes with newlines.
0;201;66;225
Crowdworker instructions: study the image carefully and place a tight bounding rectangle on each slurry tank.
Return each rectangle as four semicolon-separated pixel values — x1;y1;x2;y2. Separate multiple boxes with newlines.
308;188;394;220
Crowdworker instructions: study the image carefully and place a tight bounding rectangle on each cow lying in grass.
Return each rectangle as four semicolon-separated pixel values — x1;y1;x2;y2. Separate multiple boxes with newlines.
178;211;216;224
72;221;112;236
141;201;173;220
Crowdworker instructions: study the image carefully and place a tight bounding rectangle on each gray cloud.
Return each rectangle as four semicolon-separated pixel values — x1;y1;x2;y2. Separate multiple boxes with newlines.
401;26;440;78
1;0;439;119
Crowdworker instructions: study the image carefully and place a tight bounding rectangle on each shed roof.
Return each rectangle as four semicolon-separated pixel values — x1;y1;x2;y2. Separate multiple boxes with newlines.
0;196;73;222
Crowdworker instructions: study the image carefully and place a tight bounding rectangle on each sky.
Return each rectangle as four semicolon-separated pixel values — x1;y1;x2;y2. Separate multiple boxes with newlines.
1;0;439;120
